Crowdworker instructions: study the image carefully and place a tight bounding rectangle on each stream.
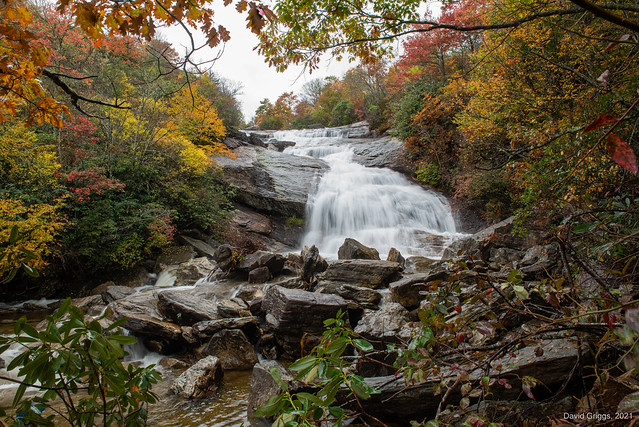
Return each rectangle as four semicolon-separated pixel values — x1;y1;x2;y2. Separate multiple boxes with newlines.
0;125;461;425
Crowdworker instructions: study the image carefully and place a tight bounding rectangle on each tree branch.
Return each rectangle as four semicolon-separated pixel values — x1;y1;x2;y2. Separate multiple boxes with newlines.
568;0;639;32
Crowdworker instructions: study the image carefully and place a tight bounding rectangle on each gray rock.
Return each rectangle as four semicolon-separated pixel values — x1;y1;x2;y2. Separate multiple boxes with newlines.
155;246;195;270
389;270;450;308
519;243;560;278
193;316;260;341
301;245;328;282
215;145;328;217
173;257;215;285
233;285;266;303
404;256;439;272
71;295;106;316
101;285;136;304
159;357;189;371
268;140;296;152
157;290;219;325
232;206;273;235
109;294;183;348
315;283;382;307
170;356;223;398
338;238;380;260
320;259;401;289
179;235;218;258
354;303;412;343
217;298;251;318
199;329;258;370
262;286;347;356
213;244;237;271
239;251;287;276
249;266;272;283
248;360;298;424
350;136;410;174
387;248;405;269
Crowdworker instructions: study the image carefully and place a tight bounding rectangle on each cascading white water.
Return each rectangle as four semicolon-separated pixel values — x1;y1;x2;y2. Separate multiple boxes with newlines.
274;128;460;259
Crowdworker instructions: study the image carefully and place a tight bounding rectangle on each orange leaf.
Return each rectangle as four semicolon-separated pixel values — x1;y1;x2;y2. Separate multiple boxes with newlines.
584;114;617;132
607;133;638;175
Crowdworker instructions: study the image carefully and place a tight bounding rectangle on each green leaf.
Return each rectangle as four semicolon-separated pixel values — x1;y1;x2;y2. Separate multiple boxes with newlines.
573;222;596;234
269;366;289;392
289;355;317;372
326;336;349;355
108;334;137;346
513;285;529;300
296;392;324;406
328;405;344;418
352;338;373;353
9;225;19;244
22;263;40;277
254;394;285;417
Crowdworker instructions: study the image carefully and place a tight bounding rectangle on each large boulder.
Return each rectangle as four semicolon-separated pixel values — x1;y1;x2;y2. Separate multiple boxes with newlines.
215;145;328;217
217;298;252;318
192;316;260;342
198;329;259;370
314;283;382;308
178;235;218;258
337;238;380;260
248;360;300;425
319;260;402;289
238;251;287;276
155;246;195;270
170;356;223;399
157;290;219;325
109;294;184;351
262;286;347;357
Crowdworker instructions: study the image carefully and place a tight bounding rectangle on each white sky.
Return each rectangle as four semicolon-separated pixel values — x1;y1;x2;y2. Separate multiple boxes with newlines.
159;5;355;121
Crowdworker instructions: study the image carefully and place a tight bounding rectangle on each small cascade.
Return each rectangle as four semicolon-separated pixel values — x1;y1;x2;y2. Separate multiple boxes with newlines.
274;128;460;259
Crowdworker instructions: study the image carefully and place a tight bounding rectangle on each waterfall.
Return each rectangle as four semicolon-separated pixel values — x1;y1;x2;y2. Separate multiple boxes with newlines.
273;127;460;259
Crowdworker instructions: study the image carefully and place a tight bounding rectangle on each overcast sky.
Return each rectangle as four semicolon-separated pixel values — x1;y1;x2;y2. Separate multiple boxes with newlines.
159;6;356;121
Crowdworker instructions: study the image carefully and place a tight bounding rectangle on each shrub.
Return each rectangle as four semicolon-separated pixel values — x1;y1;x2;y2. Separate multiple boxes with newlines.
0;299;161;426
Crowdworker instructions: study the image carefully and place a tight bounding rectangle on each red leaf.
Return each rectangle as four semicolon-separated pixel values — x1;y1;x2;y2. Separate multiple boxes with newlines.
583;114;618;132
454;304;462;313
603;313;616;329
605;34;631;52
607;133;638;175
534;346;544;357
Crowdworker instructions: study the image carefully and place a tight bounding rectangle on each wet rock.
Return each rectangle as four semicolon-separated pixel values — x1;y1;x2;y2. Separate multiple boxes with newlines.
404;256;439;272
489;247;522;268
249;266;272;284
170;356;223;399
159;357;189;371
386;248;405;269
350;136;410;173
338;238;380;260
109;294;183;345
71;295;106;316
181;326;199;345
262;286;347;357
157;290;219;325
217;298;251;318
248;360;300;424
179;235;218;258
232;205;273;236
354;303;413;344
199;329;258;370
268;140;295;152
173;257;215;285
213;244;237;271
233;285;266;303
301;245;328;283
100;285;137;304
238;251;287;276
320;259;402;289
193;316;260;342
270;277;306;290
215;145;328;217
315;283;382;308
389;270;450;308
155;246;195;270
